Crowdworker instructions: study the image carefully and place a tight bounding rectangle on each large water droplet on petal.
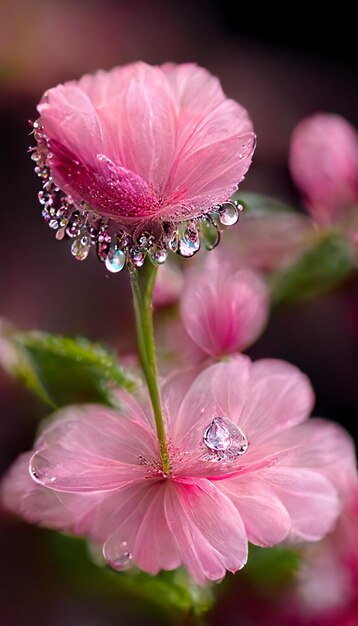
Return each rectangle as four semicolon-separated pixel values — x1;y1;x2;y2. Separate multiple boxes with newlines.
178;224;200;257
71;233;91;261
204;417;231;451
218;201;239;226
203;417;248;459
105;241;126;273
106;542;133;571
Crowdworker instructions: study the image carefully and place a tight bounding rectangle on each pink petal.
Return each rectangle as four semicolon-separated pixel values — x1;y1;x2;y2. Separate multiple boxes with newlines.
225;208;315;271
219;477;291;546
37;62;255;222
30;405;157;492
262;467;340;541
153;262;184;308
1;453;73;530
181;252;269;356
242;359;315;443
171;356;313;446
162;63;255;210
165;478;248;583
161;365;205;430
103;482;181;574
290;113;358;225
262;418;357;501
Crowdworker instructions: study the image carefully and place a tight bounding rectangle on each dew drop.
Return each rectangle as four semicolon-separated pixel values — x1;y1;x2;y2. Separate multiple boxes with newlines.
199;218;220;251
130;246;145;268
96;230;111;262
71;233;91;261
105;241;126;273
107;542;133;572
178;224;200;257
203;417;248;459
66;211;84;238
218;201;239;226
149;244;168;265
55;226;66;241
204;417;231;451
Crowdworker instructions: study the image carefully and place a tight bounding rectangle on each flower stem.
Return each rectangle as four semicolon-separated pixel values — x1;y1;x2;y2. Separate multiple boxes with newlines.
130;260;171;473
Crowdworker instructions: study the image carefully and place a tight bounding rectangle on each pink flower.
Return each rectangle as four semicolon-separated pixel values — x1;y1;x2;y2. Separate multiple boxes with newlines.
2;356;353;584
33;62;255;268
290;114;358;226
226;208;315;271
153;262;184;308
180;252;269;357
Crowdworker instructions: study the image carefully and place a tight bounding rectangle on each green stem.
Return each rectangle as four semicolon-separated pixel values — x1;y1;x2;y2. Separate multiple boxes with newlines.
130;260;171;474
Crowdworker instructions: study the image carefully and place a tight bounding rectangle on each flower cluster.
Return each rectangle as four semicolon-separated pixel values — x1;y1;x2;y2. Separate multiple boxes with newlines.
1;63;357;591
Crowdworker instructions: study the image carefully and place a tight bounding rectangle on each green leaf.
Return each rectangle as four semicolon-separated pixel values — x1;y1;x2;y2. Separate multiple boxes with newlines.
270;229;355;305
1;327;135;408
48;533;214;620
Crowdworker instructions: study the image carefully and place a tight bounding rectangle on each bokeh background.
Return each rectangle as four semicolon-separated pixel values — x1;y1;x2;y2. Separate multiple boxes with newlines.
0;1;357;625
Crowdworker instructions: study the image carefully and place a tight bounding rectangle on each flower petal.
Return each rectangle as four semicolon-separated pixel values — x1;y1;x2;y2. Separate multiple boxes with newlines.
103;482;181;574
261;467;340;541
219;477;291;546
30;405;157;492
181;252;269;356
1;453;73;530
241;359;315;443
164;478;248;583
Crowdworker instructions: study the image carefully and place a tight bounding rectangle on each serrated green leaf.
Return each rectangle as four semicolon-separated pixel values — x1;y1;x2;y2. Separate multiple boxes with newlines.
1;327;135;408
270;229;355;304
48;532;214;620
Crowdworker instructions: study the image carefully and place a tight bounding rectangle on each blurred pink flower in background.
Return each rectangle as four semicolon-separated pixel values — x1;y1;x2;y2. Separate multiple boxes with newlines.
2;357;354;584
180;251;269;357
38;62;255;225
290;113;358;226
153;262;184;308
229;208;315;271
290;469;358;625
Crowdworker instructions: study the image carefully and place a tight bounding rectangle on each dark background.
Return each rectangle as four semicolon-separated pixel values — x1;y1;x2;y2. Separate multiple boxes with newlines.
0;1;357;625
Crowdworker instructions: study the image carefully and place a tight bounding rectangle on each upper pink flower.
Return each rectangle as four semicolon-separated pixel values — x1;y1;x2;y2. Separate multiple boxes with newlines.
3;356;354;584
37;62;255;224
180;251;269;357
290;113;358;225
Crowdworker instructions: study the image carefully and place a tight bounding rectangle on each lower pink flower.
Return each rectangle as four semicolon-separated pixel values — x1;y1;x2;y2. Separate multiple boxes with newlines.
2;356;355;584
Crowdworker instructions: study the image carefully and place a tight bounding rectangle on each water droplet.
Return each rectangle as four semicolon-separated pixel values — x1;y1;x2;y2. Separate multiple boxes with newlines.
178;224;200;257
130;246;145;268
71;233;91;261
218;201;239;226
66;211;84;238
203;417;248;459
204;417;231;451
55;226;66;240
107;542;133;571
199;218;220;251
105;241;126;273
96;229;111;262
149;245;168;265
49;218;59;230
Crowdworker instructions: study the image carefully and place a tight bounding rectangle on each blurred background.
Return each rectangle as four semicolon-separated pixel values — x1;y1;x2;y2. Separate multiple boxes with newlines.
0;1;357;625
